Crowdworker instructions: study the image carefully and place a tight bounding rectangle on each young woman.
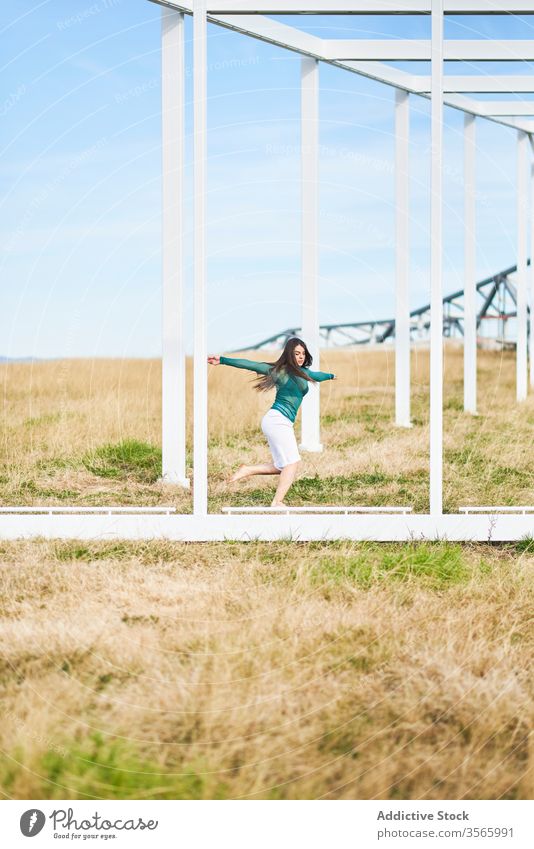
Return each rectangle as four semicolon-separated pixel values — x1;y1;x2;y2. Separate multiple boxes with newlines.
207;337;336;507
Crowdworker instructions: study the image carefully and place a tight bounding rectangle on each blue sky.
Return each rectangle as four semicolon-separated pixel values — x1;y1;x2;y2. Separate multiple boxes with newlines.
2;2;533;358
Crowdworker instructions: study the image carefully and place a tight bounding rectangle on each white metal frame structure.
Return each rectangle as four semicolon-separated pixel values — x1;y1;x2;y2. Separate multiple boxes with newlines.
161;10;189;486
3;0;534;542
300;56;323;452
395;88;411;429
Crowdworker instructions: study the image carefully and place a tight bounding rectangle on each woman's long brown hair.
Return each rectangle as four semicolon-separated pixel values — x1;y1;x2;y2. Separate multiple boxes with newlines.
253;337;316;393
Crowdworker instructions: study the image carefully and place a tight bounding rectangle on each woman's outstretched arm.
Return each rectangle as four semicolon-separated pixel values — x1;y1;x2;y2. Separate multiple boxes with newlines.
304;368;336;382
208;355;272;375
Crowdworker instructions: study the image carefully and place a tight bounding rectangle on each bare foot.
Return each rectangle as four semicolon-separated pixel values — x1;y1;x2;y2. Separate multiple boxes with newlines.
230;464;249;483
271;501;287;508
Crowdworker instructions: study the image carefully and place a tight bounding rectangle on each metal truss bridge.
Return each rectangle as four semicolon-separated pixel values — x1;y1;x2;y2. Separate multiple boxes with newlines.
245;264;528;350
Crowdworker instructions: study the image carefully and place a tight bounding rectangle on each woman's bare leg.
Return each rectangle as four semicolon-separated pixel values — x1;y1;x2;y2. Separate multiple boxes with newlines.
230;463;280;483
271;461;299;506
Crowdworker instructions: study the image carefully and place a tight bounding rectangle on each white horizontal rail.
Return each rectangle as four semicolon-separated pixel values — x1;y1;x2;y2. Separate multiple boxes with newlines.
0;506;178;514
222;505;413;514
325;40;534;61
443;94;534;127
479;102;534;116
339;60;420;90
203;8;324;55
158;1;534;13
415;75;534;94
1;513;533;541
342;65;534;128
459;506;534;514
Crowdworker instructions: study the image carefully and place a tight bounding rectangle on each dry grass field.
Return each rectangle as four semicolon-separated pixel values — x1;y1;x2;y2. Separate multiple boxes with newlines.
0;347;533;801
0;538;532;800
1;344;533;512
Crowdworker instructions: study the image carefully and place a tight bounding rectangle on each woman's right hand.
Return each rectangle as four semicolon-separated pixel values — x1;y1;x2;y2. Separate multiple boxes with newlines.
207;355;220;366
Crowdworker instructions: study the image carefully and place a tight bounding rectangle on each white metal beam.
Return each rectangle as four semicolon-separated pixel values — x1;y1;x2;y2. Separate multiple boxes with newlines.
161;8;189;488
517;130;529;401
439;92;493;115
343;65;534;131
414;75;534;94
149;2;534;132
395;89;411;428
325;40;534;62
430;0;443;516
445;95;534;125
477;102;534;116
193;0;209;514
486;116;534;131
2;512;533;542
300;57;322;453
161;1;534;13
204;9;325;56
464;113;477;415
339;59;420;90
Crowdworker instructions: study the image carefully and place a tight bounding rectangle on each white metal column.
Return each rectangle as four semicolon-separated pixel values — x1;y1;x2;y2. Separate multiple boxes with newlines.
395;88;411;428
161;8;189;488
517;130;528;402
430;0;444;516
300;56;322;452
193;0;208;514
530;158;534;390
463;112;477;415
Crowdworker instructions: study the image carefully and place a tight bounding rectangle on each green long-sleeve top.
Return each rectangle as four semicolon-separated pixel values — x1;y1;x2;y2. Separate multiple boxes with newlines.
219;356;335;423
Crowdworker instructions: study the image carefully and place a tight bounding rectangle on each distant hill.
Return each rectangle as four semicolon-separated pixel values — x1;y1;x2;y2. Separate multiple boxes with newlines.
0;356;41;363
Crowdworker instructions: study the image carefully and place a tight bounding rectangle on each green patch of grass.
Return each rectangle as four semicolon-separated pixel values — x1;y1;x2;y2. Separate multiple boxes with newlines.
446;448;486;473
378;543;468;587
338;436;362;447
82;440;162;483
23;413;63;427
51;539;200;564
216;470;420;510
444;397;464;411
310;542;468;590
36;457;77;472
477;558;494;577
218;487;273;508
397;470;428;485
357;406;391;422
515;535;534;554
2;733;228;800
52;540;135;561
16;481;78;500
318;730;361;759
291;472;391;502
208;429;259;450
490;467;533;487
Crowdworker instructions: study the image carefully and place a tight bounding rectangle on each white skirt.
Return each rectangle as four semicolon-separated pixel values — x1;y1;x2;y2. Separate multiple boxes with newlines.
261;408;301;470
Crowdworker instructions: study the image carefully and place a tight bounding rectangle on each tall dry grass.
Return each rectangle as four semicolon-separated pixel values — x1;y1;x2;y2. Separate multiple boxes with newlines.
1;345;532;511
0;539;532;800
1;350;533;800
